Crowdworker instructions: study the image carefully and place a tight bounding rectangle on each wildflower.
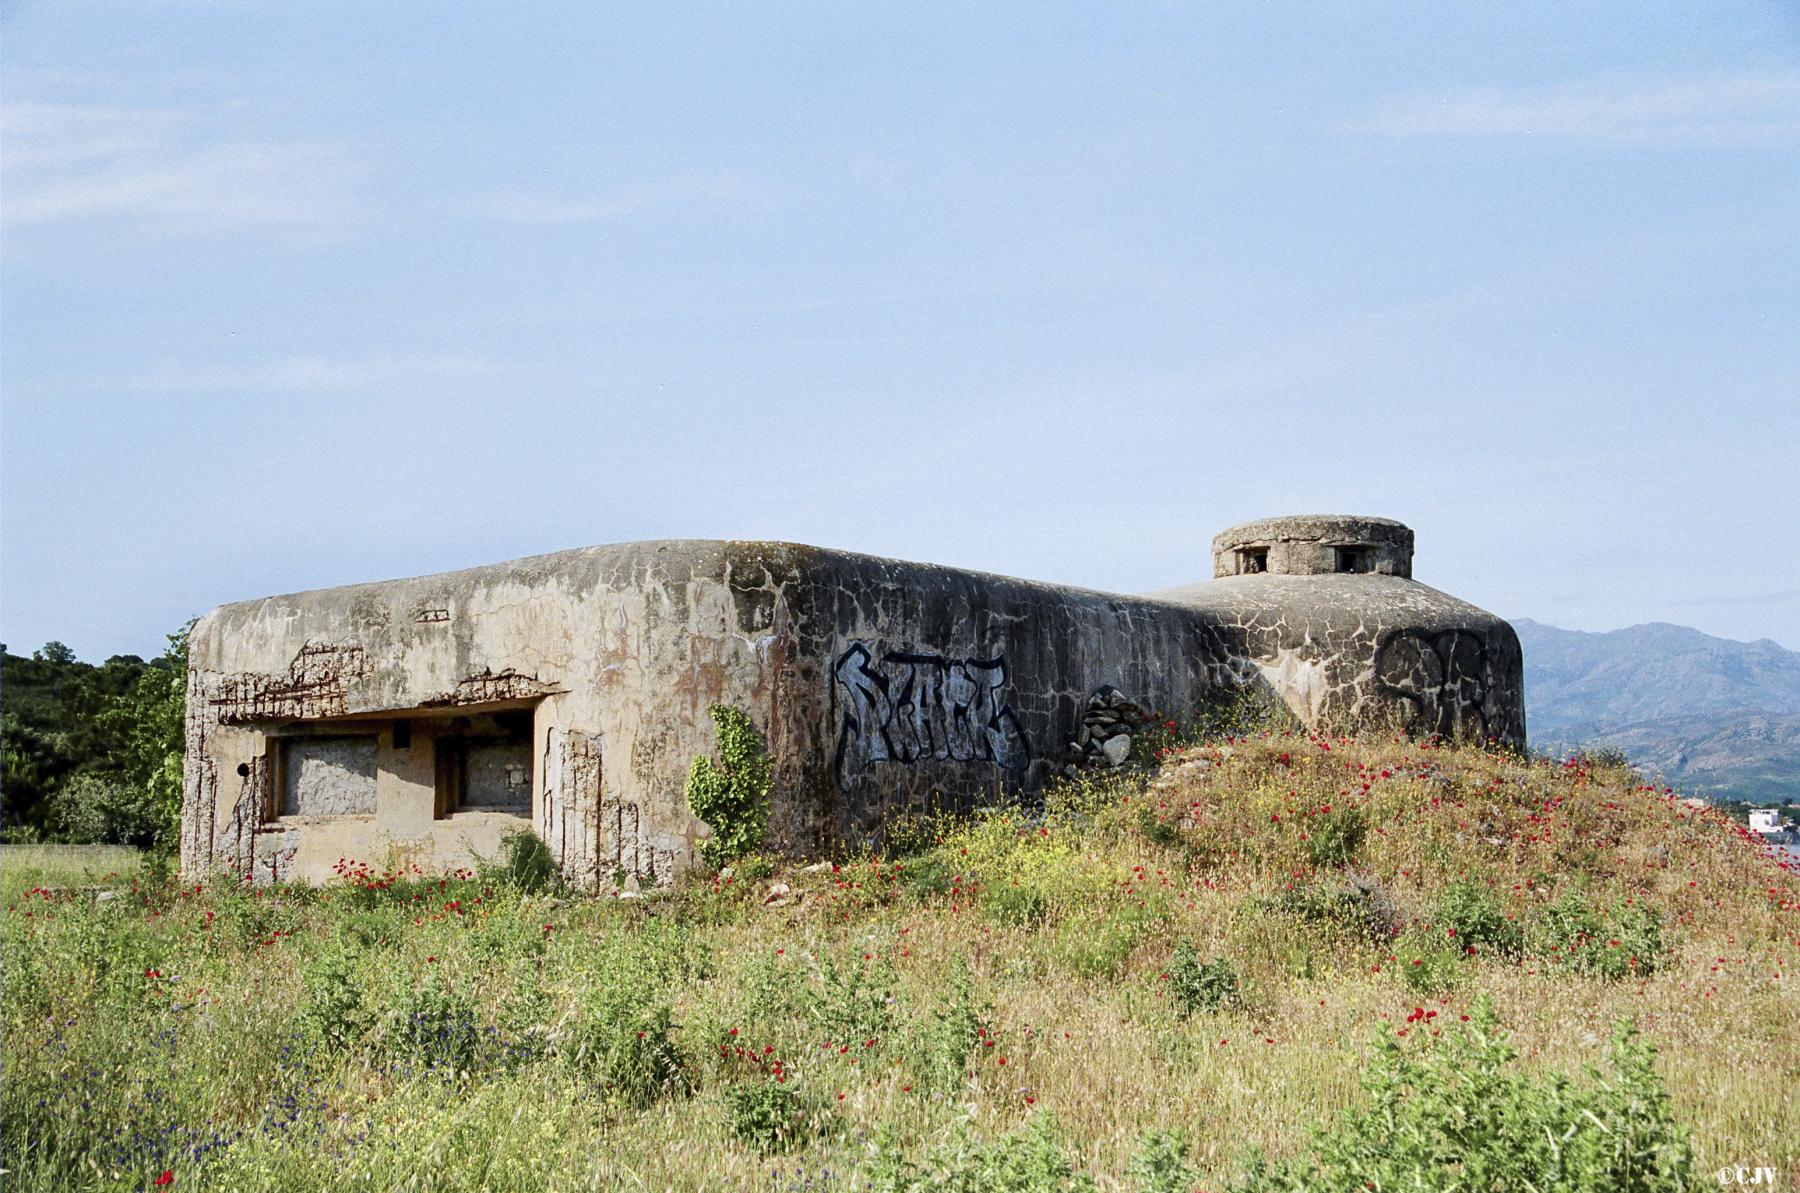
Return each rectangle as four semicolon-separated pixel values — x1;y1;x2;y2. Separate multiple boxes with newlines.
154;1174;174;1187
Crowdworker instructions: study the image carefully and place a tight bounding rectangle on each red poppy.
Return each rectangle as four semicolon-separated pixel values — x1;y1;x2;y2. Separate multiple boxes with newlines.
154;1174;174;1187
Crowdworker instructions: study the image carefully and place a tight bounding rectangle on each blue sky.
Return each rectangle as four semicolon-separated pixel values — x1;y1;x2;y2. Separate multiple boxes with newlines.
3;2;1797;659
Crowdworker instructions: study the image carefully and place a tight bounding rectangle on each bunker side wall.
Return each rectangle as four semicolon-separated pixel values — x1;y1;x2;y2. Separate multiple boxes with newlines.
741;547;1266;854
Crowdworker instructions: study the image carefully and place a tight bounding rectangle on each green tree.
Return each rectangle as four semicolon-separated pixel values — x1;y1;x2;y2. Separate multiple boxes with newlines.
33;641;77;665
1;624;189;847
91;624;190;848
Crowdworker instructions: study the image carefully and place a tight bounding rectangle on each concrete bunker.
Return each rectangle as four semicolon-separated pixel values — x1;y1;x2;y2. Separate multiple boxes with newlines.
183;516;1524;889
1212;515;1413;579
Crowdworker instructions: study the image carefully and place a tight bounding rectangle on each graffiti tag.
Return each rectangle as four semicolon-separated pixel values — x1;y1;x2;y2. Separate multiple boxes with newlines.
831;643;1031;787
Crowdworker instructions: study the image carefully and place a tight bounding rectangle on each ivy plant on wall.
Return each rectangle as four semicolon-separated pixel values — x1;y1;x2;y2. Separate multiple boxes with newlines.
685;704;771;867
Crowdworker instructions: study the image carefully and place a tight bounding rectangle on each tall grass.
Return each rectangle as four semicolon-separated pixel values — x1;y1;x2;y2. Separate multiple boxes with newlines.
1;843;144;884
3;735;1795;1190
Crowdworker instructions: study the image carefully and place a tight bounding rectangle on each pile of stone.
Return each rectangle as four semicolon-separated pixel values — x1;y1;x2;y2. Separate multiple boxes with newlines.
1062;685;1147;777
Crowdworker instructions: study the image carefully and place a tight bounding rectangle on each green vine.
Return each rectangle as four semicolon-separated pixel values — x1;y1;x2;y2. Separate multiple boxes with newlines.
685;704;771;867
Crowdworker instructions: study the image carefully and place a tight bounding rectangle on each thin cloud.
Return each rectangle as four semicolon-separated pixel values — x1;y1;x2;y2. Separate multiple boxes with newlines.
1671;590;1800;609
1349;73;1800;144
1;101;352;231
475;171;760;224
34;353;500;397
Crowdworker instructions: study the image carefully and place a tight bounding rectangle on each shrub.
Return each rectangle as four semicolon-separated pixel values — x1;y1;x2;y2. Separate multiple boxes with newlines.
1537;891;1666;979
727;948;808;1040
0;915;48;1020
881;808;947;859
1128;1129;1203;1193
1575;745;1633;770
497;964;552;1068
484;827;558;894
983;879;1051;926
297;943;369;1054
900;855;955;898
1435;880;1523;957
726;1080;816;1153
940;810;1115;926
910;955;990;1092
470;906;549;964
1268;871;1400;944
1303;804;1368;867
1135;805;1183;847
552;924;701;1103
728;851;776;883
685;705;772;867
338;906;404;950
1166;941;1241;1016
140;848;177;890
567;999;690;1107
1392;928;1462;995
1604;903;1668;978
810;947;899;1047
863;1113;1097;1192
1043;767;1139;824
52;771;168;849
208;880;284;950
386;972;482;1072
1052;900;1161;978
1229;999;1694;1193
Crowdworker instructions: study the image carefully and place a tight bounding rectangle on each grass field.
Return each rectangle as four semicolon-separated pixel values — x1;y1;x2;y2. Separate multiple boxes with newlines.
1;844;144;883
3;734;1796;1191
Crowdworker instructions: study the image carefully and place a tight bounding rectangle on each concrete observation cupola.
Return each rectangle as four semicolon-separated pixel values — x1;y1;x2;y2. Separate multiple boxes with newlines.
1212;515;1414;579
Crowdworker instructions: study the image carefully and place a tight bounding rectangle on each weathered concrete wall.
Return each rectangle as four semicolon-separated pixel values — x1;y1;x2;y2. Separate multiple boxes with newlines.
183;542;777;888
1145;573;1524;745
742;546;1261;854
183;526;1524;889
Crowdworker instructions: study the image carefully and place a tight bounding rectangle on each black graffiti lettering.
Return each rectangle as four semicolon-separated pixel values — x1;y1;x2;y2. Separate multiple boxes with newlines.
832;643;1031;788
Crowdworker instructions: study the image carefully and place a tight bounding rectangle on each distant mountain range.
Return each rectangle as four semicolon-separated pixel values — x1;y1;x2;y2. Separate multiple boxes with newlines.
1513;619;1800;804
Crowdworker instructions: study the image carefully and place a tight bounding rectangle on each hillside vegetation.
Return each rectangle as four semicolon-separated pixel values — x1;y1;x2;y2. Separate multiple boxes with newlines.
4;731;1796;1191
0;634;188;847
1516;618;1800;803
